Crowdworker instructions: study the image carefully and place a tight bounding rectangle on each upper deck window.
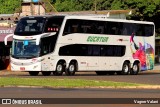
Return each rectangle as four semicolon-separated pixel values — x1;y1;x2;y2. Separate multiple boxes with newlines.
44;17;64;33
14;17;46;36
63;19;154;37
14;16;64;36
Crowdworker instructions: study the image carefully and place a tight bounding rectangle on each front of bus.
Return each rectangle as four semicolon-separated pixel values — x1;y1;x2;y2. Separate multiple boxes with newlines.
11;16;46;71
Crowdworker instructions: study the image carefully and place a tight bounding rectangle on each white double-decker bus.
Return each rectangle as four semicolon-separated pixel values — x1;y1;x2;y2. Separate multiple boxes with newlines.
5;15;155;76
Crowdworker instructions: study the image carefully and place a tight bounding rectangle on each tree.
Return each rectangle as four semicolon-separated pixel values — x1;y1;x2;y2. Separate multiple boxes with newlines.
0;0;21;14
54;0;76;11
122;0;160;21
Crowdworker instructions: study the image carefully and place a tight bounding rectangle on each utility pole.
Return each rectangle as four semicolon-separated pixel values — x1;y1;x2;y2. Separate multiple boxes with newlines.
30;2;33;15
94;0;97;14
38;1;40;15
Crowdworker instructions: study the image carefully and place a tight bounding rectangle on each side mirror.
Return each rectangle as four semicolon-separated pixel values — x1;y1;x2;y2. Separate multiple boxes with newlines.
4;34;13;45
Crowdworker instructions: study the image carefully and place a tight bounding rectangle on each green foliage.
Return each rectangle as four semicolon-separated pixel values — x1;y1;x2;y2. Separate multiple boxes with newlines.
0;0;21;14
0;77;145;87
122;0;160;20
54;0;76;11
1;0;160;21
74;0;93;11
111;0;123;10
52;0;160;21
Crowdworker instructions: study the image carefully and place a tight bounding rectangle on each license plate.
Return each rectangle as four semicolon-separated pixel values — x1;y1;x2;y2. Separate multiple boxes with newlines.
20;67;25;71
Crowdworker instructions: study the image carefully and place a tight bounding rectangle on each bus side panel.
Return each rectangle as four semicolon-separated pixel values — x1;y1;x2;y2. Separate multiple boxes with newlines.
41;55;51;71
130;36;154;71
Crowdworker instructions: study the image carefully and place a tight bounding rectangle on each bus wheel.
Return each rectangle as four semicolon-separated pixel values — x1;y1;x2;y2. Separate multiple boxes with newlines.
29;71;39;76
95;71;107;75
65;62;77;76
130;62;140;75
42;71;51;76
54;62;64;76
121;62;130;75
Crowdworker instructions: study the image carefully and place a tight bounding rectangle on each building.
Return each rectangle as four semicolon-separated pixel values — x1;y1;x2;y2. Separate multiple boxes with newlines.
0;26;14;70
57;10;132;19
21;1;45;16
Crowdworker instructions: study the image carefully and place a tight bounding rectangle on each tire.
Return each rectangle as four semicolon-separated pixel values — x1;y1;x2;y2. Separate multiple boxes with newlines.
130;62;140;75
121;62;130;75
95;71;107;75
65;62;77;76
29;71;39;76
54;62;64;76
42;71;51;76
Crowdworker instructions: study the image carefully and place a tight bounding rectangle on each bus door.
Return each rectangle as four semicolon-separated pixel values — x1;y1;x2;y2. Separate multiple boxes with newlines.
40;38;52;71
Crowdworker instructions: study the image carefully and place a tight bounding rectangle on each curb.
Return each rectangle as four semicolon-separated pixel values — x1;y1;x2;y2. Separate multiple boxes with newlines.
1;85;160;89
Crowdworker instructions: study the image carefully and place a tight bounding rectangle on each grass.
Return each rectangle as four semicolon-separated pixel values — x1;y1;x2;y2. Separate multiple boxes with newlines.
0;77;148;88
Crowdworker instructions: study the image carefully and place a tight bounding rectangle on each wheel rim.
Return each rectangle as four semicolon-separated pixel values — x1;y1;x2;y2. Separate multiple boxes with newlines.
57;64;63;72
69;65;75;72
133;65;138;72
123;65;129;73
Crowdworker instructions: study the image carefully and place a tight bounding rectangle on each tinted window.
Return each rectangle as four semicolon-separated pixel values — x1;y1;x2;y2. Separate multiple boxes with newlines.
14;17;46;36
44;17;64;33
40;35;58;55
59;44;88;56
63;19;106;35
101;45;125;56
59;44;126;57
63;19;154;36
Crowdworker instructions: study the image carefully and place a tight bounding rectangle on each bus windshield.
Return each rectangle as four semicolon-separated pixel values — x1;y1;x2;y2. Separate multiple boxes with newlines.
12;40;40;59
14;17;46;36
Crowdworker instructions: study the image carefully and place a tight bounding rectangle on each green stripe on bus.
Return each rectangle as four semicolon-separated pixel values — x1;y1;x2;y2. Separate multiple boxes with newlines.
87;36;109;42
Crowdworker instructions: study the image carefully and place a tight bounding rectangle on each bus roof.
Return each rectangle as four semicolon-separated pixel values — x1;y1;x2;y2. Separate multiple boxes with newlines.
64;15;154;25
20;15;65;20
20;15;154;25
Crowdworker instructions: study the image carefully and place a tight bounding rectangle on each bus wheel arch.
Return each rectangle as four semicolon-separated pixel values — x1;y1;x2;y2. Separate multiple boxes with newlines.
54;60;66;76
118;60;130;75
66;60;78;76
130;60;140;75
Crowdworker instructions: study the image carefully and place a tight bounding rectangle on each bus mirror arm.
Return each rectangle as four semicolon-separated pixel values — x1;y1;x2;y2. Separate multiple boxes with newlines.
4;34;13;45
36;33;47;45
36;34;45;45
36;33;56;45
36;36;41;45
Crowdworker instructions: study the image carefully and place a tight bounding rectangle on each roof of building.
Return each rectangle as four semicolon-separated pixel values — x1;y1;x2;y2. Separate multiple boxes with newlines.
48;10;132;15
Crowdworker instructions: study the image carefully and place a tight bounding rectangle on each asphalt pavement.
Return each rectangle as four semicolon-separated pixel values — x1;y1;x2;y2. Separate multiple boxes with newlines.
0;87;159;107
0;65;160;107
0;65;160;85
